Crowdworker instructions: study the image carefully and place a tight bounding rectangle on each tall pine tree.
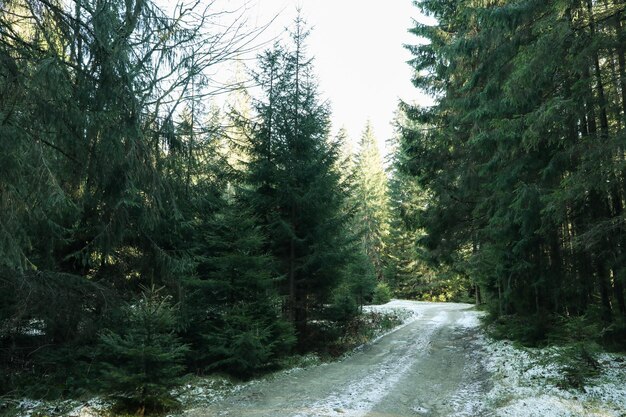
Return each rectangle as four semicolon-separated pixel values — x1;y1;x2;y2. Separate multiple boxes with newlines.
245;16;353;345
354;122;391;281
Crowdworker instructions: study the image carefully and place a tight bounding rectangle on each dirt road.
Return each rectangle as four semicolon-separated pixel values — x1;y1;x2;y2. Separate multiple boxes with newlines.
188;301;491;417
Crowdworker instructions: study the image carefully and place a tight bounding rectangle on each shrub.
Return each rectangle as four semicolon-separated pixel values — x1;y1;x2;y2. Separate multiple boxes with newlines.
556;343;601;390
97;286;189;414
372;282;392;305
328;285;359;323
203;302;296;377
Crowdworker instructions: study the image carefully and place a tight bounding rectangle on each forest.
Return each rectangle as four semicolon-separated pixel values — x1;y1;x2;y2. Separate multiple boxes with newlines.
2;0;626;414
399;0;626;346
0;0;446;412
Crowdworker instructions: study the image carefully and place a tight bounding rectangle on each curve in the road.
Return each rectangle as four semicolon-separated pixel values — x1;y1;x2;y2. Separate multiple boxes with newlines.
190;301;490;417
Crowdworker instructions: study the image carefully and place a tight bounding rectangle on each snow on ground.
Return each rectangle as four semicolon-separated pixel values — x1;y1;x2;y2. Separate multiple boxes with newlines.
275;300;431;417
372;301;626;417
458;310;481;329
172;376;260;409
292;314;443;417
481;337;626;417
364;299;421;321
8;301;626;417
359;299;421;344
444;308;491;417
180;303;626;417
9;398;112;417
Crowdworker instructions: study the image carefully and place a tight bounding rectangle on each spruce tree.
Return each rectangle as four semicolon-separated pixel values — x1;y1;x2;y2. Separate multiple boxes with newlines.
353;122;391;281
245;16;353;345
98;287;189;413
183;194;295;376
400;0;626;344
385;115;460;300
0;0;288;397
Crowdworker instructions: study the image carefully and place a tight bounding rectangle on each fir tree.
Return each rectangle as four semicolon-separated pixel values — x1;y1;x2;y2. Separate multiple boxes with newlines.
245;16;353;345
183;194;295;376
98;287;189;413
354;122;391;281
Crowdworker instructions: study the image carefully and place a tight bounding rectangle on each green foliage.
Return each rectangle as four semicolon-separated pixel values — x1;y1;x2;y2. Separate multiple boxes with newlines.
487;309;623;354
385;120;466;301
353;123;392;280
204;303;294;377
182;195;295;377
243;16;356;345
176;99;298;373
372;282;393;305
400;0;626;346
328;285;360;323
488;314;555;347
327;311;403;357
555;343;602;390
0;270;114;397
0;0;253;398
0;0;416;407
343;251;377;308
601;319;626;349
97;287;189;413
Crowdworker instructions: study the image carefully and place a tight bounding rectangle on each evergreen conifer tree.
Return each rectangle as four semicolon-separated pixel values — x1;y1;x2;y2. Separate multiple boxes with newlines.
354;122;391;281
98;287;189;413
183;194;295;375
0;0;292;397
245;16;353;345
400;0;626;343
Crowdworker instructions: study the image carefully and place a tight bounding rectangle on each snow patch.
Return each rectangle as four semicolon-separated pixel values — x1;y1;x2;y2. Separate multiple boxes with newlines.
12;397;112;417
357;299;423;347
363;299;420;322
412;405;430;414
429;310;450;324
173;376;259;408
481;338;626;417
457;311;481;329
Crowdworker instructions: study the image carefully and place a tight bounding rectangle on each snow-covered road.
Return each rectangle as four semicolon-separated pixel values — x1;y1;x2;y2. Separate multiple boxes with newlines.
188;301;490;417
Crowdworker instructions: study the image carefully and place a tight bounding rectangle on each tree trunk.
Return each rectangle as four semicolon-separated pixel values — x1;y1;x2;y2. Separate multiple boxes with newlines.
587;0;610;137
549;235;564;313
613;8;626;117
596;262;614;322
612;269;626;315
288;224;296;323
475;284;481;305
497;277;503;316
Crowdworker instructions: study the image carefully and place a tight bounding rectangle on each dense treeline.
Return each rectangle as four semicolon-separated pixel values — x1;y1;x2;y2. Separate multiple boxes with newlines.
400;0;626;345
386;123;470;302
0;0;390;411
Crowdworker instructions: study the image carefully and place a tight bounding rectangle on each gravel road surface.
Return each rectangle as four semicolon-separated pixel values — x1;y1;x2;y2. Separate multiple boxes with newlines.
188;301;490;417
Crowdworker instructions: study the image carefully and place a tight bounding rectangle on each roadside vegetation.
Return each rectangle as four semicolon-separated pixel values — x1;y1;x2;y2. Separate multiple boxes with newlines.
399;0;626;351
3;0;626;415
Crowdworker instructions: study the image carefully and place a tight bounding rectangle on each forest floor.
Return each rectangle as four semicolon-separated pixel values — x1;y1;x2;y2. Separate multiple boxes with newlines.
183;300;626;417
10;301;626;417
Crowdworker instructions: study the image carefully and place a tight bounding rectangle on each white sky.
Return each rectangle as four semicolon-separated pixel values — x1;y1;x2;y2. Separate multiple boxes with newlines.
238;0;434;155
162;0;435;155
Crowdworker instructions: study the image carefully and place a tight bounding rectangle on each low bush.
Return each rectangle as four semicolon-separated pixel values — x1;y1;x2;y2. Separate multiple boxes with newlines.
555;342;602;390
372;282;392;305
97;287;188;414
